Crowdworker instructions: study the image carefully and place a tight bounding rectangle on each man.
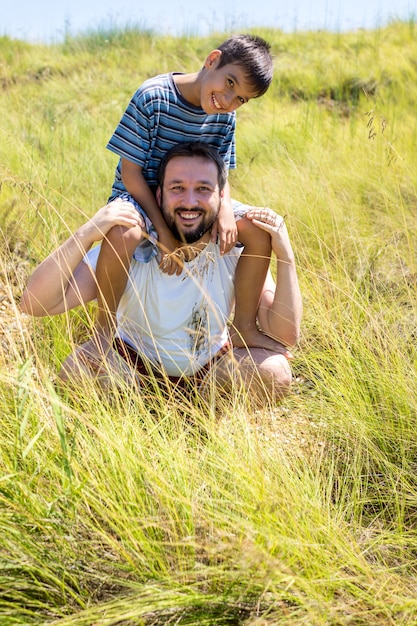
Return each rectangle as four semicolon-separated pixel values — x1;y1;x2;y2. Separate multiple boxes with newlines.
20;142;302;403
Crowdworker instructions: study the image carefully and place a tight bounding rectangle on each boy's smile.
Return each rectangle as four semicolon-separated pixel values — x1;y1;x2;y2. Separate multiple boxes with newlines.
201;55;259;114
174;50;259;114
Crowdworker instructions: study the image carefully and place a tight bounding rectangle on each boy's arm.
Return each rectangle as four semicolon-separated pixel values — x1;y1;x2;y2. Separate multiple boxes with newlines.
121;159;182;274
212;179;238;255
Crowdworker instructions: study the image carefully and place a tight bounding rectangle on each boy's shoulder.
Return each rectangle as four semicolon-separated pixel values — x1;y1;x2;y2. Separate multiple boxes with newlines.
138;72;172;91
131;73;177;104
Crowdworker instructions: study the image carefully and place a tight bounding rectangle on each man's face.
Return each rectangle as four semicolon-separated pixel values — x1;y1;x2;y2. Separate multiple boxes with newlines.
157;155;223;244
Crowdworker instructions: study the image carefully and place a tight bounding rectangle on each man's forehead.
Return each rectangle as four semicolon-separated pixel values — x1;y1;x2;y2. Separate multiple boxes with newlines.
164;156;218;182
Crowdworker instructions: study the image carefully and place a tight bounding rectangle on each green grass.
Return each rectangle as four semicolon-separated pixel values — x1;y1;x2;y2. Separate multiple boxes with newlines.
1;22;417;624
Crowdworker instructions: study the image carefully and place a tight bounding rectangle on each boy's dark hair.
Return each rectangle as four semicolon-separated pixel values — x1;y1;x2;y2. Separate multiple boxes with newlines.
216;34;274;98
157;141;227;191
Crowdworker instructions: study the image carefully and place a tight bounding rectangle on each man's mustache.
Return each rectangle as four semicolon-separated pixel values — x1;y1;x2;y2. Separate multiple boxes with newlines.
174;207;204;213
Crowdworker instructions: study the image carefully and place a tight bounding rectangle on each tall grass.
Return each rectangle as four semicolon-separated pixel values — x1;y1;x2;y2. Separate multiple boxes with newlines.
0;23;417;624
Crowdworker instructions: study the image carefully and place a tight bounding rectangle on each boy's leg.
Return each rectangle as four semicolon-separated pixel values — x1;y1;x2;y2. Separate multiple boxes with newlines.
76;223;142;367
95;223;142;341
232;216;286;350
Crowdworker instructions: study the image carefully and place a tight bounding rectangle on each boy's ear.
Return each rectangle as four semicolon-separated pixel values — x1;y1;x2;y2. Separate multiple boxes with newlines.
204;49;222;68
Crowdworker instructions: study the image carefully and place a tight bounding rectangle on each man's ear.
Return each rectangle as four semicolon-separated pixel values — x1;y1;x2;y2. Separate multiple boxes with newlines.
204;49;222;69
156;186;161;205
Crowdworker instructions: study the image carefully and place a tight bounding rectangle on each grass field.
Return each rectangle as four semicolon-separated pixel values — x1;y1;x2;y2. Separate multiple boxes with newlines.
0;22;417;624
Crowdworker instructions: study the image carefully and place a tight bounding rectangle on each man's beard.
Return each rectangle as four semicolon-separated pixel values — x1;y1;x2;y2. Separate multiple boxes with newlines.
162;203;220;244
170;219;210;244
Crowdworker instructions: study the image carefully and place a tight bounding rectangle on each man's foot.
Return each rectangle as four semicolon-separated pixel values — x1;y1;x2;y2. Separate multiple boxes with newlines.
59;336;141;390
77;331;113;360
230;326;293;358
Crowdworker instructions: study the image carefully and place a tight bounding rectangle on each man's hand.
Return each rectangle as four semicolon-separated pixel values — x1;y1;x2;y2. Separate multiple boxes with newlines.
85;198;144;243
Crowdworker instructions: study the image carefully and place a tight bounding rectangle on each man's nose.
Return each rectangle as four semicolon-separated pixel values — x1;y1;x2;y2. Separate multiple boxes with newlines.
182;190;198;207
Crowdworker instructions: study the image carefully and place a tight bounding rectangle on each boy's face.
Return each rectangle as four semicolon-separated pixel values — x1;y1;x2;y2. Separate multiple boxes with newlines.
200;50;259;115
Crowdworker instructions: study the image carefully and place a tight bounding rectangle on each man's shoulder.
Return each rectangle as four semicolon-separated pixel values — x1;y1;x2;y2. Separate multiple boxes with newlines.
204;242;243;271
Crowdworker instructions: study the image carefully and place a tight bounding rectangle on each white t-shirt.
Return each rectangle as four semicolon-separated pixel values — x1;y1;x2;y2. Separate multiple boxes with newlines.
85;243;242;376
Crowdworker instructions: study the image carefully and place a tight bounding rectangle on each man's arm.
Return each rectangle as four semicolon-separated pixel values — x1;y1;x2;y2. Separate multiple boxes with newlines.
20;200;142;317
246;208;302;348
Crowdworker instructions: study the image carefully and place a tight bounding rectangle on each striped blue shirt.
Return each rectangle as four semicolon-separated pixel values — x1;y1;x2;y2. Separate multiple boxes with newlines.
107;72;237;200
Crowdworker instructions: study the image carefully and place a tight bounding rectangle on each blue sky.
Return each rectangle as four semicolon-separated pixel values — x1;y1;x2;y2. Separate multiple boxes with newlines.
2;0;417;42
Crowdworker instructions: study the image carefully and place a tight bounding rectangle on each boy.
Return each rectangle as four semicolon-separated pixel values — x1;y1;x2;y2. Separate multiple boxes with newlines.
95;33;281;356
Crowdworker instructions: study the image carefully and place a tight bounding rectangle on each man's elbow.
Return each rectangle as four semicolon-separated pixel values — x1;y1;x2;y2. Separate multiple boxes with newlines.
290;314;303;347
286;305;303;347
282;326;300;349
266;310;302;349
20;289;45;317
20;290;32;315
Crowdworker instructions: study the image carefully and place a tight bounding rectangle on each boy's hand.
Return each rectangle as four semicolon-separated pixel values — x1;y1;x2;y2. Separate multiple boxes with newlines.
213;200;238;255
158;231;184;276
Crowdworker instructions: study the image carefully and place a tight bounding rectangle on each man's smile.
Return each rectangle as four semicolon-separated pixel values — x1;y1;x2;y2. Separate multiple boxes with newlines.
175;209;203;226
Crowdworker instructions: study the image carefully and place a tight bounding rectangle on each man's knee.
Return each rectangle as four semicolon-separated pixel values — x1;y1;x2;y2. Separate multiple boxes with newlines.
257;353;292;397
213;349;293;401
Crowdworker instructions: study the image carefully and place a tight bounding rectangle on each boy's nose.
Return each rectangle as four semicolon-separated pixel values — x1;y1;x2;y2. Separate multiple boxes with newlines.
223;92;234;109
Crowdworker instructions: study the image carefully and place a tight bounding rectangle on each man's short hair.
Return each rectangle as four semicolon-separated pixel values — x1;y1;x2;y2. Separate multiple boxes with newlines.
216;33;274;98
157;141;227;190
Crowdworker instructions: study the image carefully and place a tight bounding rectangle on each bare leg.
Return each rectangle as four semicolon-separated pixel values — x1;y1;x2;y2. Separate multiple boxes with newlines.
59;341;141;390
199;347;292;407
76;223;143;365
232;217;286;350
96;224;142;332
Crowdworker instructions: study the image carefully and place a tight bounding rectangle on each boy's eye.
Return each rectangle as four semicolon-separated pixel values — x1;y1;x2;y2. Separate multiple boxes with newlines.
238;96;245;105
227;78;234;88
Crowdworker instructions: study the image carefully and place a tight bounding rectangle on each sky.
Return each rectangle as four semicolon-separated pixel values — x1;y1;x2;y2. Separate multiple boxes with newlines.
2;0;417;43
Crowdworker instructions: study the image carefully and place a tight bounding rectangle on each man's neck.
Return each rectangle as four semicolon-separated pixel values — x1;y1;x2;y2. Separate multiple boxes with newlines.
174;233;212;263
